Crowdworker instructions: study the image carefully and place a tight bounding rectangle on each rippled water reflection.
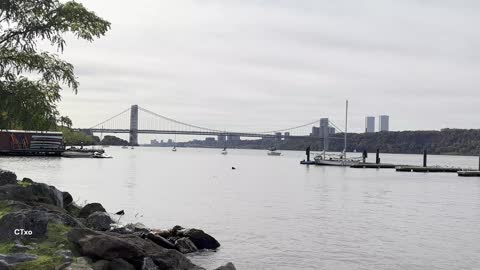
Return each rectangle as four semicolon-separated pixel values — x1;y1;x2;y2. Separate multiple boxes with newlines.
1;148;480;269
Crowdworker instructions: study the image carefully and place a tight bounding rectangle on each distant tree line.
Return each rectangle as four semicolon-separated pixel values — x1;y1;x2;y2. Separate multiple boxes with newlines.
275;129;480;155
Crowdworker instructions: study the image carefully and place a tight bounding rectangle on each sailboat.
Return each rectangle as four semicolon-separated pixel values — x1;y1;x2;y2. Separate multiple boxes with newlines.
314;100;362;166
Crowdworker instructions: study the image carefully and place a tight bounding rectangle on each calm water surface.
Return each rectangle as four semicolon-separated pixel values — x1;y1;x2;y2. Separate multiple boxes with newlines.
1;147;480;270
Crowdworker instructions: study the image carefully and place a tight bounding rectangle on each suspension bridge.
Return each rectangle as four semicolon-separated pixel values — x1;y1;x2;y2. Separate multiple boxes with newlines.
76;105;344;145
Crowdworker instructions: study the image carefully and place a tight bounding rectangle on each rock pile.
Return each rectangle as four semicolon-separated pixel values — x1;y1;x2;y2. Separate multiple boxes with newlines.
0;169;235;270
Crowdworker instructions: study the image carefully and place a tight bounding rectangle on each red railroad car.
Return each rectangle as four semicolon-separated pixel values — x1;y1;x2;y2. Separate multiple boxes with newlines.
0;130;65;156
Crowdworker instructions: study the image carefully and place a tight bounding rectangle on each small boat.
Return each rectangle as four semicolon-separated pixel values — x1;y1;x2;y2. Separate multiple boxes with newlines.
61;151;94;158
314;152;362;166
121;146;128;149
130;146;134;149
172;146;177;152
92;152;112;159
267;147;281;156
221;147;228;155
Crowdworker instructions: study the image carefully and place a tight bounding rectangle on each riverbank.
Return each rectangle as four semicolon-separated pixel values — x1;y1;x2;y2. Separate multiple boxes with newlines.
0;169;235;270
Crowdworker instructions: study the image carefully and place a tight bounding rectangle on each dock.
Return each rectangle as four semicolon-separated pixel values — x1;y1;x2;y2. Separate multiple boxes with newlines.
300;160;316;165
396;166;462;173
350;163;396;169
458;171;480;177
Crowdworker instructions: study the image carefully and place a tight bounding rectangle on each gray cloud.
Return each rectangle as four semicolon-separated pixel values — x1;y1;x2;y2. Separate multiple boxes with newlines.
56;0;480;134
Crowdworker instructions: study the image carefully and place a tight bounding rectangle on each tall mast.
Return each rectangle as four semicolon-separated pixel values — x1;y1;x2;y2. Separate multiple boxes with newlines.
344;100;348;158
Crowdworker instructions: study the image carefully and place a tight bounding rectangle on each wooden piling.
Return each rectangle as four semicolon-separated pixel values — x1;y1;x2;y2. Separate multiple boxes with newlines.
376;149;380;164
423;149;427;167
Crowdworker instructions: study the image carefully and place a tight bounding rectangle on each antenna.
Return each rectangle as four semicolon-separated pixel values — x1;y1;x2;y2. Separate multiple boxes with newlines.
344;100;348;158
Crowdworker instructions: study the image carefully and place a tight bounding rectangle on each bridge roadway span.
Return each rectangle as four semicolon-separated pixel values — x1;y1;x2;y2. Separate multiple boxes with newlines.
83;129;313;139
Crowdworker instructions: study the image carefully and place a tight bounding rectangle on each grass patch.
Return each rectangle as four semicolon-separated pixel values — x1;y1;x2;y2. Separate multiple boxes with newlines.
14;223;74;270
0;200;12;220
14;255;64;270
18;181;32;188
0;242;14;253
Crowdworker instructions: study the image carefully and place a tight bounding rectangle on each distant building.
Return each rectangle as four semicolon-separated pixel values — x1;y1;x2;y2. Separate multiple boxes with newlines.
365;116;375;133
205;137;215;143
284;132;290;137
310;118;335;137
218;135;226;142
379;115;389;132
150;139;159;145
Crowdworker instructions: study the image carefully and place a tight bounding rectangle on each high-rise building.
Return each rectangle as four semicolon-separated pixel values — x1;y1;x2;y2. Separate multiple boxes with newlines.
379;115;389;132
365;116;375;133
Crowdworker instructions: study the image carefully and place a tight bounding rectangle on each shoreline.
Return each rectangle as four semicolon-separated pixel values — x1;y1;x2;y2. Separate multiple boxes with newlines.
0;169;235;270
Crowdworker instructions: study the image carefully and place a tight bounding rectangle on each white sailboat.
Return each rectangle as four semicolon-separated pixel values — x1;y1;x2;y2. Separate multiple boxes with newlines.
314;100;362;166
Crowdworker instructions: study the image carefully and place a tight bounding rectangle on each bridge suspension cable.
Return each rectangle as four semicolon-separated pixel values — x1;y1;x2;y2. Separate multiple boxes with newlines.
90;107;130;129
138;107;222;133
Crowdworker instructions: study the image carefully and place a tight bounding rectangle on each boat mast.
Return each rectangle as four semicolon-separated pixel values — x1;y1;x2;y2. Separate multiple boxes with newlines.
344;100;348;158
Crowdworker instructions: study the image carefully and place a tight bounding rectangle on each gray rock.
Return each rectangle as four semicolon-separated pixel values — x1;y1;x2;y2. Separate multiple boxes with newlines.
0;260;11;270
0;170;16;186
213;263;236;270
78;203;106;218
125;223;150;234
91;260;109;270
0;253;38;264
61;257;93;270
55;249;74;263
86;212;113;231
174;237;198;254
143;233;176;250
10;243;33;253
179;228;220;250
67;228;201;269
0;181;64;207
0;205;83;242
141;257;159;270
108;258;135;270
63;192;73;206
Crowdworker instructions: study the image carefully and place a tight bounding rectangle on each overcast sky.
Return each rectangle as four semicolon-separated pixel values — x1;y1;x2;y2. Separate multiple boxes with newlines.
57;0;480;135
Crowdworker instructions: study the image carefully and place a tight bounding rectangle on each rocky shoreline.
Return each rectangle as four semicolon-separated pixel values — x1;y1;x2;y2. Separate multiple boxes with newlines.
0;169;235;270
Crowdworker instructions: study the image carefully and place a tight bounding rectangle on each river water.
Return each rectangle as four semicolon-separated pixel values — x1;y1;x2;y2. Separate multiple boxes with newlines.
1;147;480;270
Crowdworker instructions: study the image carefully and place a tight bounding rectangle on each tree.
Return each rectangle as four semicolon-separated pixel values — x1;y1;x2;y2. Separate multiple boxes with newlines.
0;0;110;130
58;115;72;128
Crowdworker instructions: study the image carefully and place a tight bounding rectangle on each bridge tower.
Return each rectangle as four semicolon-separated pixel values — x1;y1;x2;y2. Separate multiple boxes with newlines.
129;105;139;145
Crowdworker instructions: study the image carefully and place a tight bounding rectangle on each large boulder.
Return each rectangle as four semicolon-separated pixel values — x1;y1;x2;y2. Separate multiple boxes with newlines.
78;203;106;219
0;170;16;186
67;228;203;270
179;228;220;250
0;182;64;207
0;203;83;242
86;212;113;231
108;258;135;270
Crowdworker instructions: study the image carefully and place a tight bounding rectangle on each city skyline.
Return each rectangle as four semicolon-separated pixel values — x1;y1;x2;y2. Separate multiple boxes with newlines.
55;0;480;133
